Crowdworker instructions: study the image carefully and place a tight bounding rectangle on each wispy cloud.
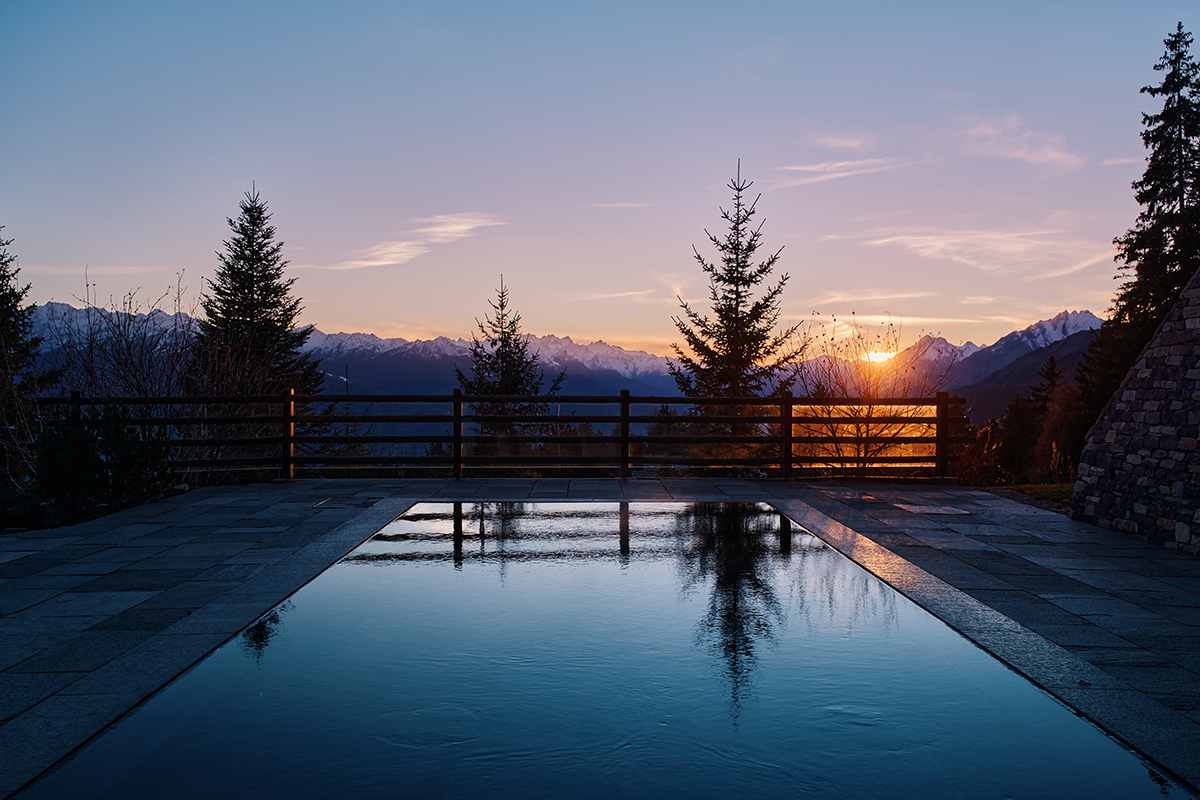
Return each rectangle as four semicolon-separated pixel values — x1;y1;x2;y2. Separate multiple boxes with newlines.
1102;157;1141;165
580;289;657;301
813;133;872;151
322;212;506;270
410;213;506;244
772;158;916;187
960;296;996;305
809;289;933;306
964;115;1082;171
863;227;1113;278
587;202;655;208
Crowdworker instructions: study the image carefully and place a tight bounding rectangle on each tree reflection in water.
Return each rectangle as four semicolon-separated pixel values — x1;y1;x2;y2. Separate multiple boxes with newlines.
239;600;294;665
674;503;787;724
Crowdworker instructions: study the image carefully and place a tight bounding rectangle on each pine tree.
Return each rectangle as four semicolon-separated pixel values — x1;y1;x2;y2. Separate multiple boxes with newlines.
1076;23;1200;425
669;164;800;399
191;188;321;395
1112;22;1200;327
454;278;564;437
0;228;58;493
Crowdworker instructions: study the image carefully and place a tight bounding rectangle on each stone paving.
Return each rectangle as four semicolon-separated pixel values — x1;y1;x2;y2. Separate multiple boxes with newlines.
1;478;1198;796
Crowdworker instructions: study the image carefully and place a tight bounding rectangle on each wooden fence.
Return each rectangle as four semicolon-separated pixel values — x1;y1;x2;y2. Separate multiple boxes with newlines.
37;390;970;480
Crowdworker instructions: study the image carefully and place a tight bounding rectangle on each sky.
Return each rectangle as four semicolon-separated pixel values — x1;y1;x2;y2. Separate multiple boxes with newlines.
2;1;1197;355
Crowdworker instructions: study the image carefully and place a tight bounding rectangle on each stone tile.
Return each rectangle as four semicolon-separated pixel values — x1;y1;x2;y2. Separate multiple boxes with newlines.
1099;665;1200;697
74;569;206;592
0;692;142;795
85;607;196;632
8;631;152;673
1023;623;1135;648
960;590;1088;628
954;552;1059;576
0;558;70;580
55;633;229;697
1059;569;1178;594
19;591;157;619
1146;604;1200;626
39;561;128;576
132;580;241;609
193;563;267;582
1046;596;1161;618
1065;645;1175;667
997;573;1111;597
0;588;64;616
159;541;256;559
967;629;1129;689
3;574;97;591
1053;687;1200;783
0;671;84;722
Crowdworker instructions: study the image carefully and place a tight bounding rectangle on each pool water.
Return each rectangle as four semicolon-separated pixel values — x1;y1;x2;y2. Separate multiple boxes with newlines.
21;502;1192;799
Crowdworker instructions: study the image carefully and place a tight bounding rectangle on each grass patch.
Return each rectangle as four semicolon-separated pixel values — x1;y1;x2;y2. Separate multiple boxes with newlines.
1009;484;1073;507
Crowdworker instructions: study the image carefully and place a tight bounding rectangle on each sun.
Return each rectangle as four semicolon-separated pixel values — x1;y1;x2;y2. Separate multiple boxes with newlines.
862;351;897;363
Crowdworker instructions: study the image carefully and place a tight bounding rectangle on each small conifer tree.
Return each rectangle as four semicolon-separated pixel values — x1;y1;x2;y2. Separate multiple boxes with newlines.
669;164;800;400
191;188;321;395
454;278;564;438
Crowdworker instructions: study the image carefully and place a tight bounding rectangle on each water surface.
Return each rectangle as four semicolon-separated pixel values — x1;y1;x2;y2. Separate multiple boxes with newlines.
21;502;1190;799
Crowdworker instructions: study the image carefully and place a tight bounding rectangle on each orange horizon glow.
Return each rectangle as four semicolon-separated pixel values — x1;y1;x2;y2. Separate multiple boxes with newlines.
863;351;897;362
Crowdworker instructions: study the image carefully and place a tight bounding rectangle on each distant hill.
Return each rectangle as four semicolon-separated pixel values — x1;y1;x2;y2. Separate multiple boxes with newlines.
953;329;1098;425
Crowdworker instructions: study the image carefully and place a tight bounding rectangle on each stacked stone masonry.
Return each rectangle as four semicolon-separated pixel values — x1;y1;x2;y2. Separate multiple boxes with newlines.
1070;267;1200;553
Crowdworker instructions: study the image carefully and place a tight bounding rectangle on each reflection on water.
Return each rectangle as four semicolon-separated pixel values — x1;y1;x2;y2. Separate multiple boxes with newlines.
19;502;1193;800
238;600;292;665
674;504;785;722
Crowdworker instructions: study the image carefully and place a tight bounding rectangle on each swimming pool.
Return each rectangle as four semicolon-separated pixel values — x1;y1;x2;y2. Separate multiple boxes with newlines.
19;502;1192;798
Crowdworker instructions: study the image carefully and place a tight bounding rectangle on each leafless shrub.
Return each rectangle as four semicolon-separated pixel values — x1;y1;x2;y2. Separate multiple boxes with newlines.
791;315;960;474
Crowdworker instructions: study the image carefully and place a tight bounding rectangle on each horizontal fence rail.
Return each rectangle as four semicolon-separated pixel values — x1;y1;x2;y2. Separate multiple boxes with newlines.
37;389;970;480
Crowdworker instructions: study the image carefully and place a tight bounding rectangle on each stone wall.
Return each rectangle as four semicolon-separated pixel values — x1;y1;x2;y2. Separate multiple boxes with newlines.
1070;268;1200;552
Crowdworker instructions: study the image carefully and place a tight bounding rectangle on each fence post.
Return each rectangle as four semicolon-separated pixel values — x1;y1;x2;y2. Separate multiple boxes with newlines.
70;390;82;423
780;394;793;480
281;388;295;480
453;388;463;479
935;391;949;478
620;389;631;478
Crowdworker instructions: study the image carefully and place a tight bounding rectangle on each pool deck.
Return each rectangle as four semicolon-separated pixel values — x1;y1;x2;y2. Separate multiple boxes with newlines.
2;478;1199;796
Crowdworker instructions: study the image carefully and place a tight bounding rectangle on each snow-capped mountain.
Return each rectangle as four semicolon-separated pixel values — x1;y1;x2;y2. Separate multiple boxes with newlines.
301;330;408;355
31;301;195;344
945;310;1103;390
901;335;981;364
302;331;671;381
30;301;1103;401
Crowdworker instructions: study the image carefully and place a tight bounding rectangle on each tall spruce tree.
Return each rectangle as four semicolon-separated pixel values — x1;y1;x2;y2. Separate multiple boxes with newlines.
0;228;58;492
454;278;564;437
192;188;321;395
669;164;800;399
1077;23;1200;423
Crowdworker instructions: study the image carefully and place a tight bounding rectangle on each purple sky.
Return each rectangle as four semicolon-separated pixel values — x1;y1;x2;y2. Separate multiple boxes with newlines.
2;1;1195;354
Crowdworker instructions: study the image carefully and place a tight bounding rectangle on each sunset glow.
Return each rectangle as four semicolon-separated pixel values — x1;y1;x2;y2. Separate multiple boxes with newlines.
863;352;898;363
3;1;1191;353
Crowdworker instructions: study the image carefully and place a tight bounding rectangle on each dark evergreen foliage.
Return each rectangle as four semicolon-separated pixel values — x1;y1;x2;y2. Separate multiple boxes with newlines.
669;165;800;399
1112;22;1200;328
454;279;564;437
191;188;321;395
1076;23;1200;427
0;228;59;493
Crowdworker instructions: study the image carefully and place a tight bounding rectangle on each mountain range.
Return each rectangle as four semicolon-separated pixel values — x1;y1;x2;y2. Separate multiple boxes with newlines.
31;302;1104;423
